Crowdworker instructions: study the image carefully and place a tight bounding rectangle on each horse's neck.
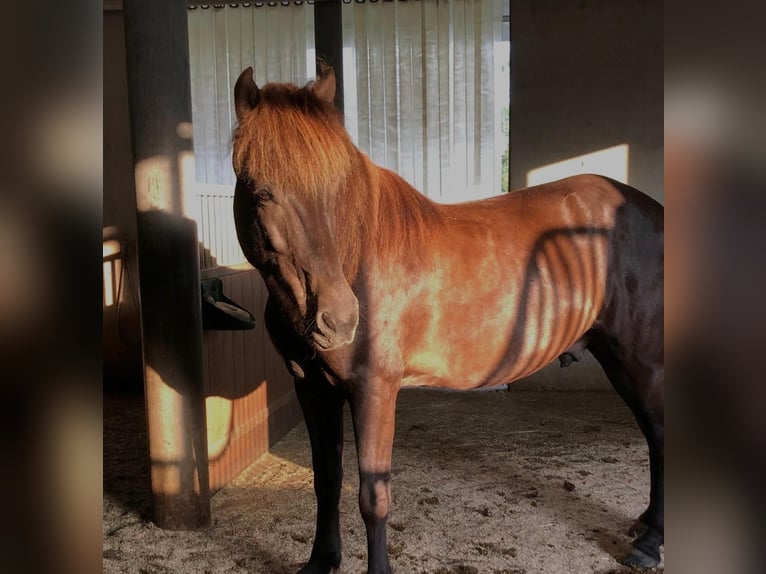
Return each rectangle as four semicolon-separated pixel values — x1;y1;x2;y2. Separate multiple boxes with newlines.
336;152;444;281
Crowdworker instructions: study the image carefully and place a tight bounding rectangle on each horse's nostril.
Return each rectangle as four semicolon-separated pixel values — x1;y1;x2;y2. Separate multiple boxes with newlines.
320;311;337;333
315;303;358;347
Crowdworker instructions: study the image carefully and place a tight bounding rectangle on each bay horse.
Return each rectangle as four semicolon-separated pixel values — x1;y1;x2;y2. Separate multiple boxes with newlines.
231;65;664;573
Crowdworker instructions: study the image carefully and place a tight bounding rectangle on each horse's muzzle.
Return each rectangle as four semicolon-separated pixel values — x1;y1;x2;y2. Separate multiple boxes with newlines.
313;301;359;350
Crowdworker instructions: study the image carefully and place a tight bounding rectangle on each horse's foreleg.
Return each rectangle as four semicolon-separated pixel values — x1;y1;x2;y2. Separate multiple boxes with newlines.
350;382;399;574
295;378;346;574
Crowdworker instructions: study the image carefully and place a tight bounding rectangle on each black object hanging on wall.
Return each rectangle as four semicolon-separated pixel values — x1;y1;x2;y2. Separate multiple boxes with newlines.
200;278;257;330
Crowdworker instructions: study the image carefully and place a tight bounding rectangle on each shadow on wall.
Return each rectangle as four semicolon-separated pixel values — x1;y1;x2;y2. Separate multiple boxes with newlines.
103;226;227;394
103;209;300;523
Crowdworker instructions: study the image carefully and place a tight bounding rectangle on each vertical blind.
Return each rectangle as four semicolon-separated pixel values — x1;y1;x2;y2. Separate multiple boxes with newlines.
186;2;508;266
187;4;316;267
341;0;506;202
188;4;316;186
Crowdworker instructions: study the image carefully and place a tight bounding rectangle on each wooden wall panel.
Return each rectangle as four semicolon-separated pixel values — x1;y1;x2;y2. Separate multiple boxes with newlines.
202;268;300;491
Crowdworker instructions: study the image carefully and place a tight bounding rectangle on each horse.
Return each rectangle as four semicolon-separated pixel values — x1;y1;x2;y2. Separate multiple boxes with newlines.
231;65;664;573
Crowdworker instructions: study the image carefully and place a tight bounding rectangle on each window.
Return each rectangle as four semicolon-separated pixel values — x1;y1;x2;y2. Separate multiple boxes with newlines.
186;1;510;268
341;0;509;202
187;3;316;267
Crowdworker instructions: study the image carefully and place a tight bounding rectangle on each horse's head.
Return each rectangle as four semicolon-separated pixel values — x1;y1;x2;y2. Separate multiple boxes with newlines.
231;66;359;351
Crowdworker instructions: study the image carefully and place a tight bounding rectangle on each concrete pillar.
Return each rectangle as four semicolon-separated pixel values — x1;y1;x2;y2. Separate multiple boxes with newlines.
122;0;210;529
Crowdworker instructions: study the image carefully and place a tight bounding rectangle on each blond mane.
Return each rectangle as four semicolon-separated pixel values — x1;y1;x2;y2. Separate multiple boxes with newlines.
232;81;445;283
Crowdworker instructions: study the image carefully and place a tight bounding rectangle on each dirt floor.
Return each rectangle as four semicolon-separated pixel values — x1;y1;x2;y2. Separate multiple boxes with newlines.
104;388;663;574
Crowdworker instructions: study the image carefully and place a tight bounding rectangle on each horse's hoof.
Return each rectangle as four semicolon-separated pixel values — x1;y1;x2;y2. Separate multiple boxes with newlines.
628;519;648;538
619;546;661;569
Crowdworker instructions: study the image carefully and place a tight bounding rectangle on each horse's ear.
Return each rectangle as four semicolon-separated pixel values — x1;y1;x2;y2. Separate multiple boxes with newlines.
234;67;260;123
312;64;336;105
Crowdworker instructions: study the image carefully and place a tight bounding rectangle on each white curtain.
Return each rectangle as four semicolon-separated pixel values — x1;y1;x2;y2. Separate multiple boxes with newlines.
184;2;506;267
341;0;505;202
186;5;315;267
187;4;316;186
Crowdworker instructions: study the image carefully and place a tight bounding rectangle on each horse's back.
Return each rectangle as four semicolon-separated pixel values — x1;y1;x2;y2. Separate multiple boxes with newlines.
395;174;662;390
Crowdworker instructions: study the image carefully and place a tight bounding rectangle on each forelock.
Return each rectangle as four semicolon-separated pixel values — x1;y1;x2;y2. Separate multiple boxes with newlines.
232;83;354;197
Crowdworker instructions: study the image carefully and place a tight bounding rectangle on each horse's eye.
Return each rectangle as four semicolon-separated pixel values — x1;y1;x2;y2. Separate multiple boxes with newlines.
254;188;273;202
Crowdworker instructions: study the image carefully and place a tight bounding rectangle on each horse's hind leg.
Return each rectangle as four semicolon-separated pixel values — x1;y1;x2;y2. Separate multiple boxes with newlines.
295;377;345;574
588;334;664;568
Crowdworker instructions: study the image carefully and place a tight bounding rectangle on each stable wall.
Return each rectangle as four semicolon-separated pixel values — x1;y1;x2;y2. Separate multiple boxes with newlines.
510;0;663;201
201;268;301;491
509;0;663;391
